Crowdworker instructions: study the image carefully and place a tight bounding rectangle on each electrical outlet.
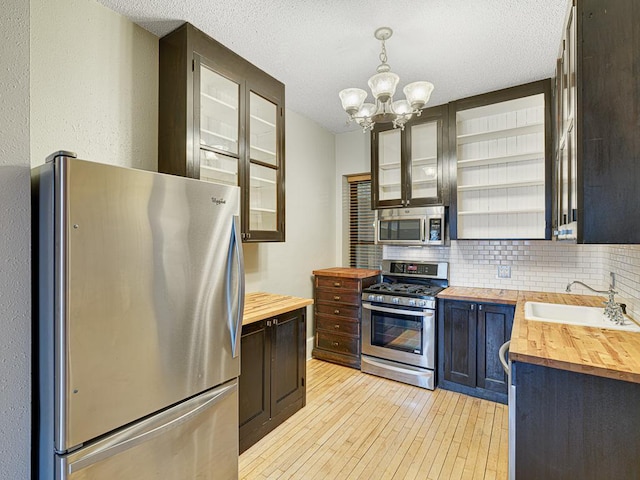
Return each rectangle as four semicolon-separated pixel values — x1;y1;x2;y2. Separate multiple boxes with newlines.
497;265;511;279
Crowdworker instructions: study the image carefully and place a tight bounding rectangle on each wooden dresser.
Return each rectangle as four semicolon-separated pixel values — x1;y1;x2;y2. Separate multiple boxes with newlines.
312;268;380;369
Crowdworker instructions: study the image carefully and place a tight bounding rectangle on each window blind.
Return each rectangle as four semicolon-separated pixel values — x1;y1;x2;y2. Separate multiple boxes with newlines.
345;174;382;269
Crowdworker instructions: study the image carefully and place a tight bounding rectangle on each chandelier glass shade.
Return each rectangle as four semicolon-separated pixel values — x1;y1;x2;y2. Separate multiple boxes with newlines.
339;27;434;131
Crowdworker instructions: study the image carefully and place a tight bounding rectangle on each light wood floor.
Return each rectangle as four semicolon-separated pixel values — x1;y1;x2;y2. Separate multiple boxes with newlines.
239;359;509;480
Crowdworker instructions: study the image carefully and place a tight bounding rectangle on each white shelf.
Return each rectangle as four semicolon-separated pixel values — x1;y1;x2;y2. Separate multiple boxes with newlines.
250;175;276;186
457;151;544;168
379;161;401;171
250;207;277;214
250;145;276;157
201;92;237;111
201;129;237;145
457;180;544;192
412;179;437;186
411;156;437;166
380;182;401;189
200;165;237;177
456;122;544;145
250;114;275;129
458;208;545;216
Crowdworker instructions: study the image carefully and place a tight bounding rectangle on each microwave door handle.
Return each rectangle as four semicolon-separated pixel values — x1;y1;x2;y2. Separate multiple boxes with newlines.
421;218;427;243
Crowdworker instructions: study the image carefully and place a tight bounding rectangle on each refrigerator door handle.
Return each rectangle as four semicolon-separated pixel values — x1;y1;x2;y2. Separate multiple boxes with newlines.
227;215;245;358
66;382;237;474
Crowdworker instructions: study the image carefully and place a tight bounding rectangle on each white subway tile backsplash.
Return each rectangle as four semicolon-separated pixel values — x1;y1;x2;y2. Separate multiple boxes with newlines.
384;241;640;318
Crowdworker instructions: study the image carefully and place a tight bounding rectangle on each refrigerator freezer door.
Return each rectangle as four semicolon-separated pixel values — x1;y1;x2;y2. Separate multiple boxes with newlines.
48;158;243;451
57;379;239;480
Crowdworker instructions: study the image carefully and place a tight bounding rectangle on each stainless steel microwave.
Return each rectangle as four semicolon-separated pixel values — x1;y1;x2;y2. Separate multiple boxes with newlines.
375;206;448;246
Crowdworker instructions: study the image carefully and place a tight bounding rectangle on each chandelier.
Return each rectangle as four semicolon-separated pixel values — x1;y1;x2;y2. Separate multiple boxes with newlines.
339;27;434;132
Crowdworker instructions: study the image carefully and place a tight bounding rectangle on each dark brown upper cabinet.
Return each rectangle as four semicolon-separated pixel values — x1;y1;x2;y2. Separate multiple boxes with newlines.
553;0;640;244
449;80;553;240
371;104;449;209
159;23;285;242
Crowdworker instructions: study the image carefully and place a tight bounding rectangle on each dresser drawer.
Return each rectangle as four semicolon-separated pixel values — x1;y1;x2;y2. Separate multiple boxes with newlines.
316;315;359;335
315;289;360;305
316;331;359;356
316;276;360;291
316;303;359;319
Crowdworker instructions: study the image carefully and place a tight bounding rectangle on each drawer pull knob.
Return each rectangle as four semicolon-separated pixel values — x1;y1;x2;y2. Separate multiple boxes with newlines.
331;341;340;347
333;295;341;301
334;324;340;329
333;282;341;287
334;309;340;314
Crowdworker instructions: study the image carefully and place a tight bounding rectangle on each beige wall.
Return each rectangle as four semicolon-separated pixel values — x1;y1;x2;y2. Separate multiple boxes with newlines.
0;1;31;476
245;110;336;339
30;0;158;169
334;130;372;266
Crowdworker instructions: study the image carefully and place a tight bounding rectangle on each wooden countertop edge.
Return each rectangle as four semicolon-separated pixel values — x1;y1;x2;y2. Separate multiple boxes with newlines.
509;351;640;384
312;267;380;279
437;287;519;305
243;292;313;326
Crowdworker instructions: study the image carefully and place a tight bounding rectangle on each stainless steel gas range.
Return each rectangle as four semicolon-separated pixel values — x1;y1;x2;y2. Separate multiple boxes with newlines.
361;260;449;390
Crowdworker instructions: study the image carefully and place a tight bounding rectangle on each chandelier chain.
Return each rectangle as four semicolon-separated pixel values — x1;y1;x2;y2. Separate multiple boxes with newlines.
379;38;388;65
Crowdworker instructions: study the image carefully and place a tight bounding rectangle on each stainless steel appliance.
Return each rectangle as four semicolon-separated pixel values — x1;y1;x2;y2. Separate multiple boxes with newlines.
361;260;448;389
33;152;244;479
375;206;448;246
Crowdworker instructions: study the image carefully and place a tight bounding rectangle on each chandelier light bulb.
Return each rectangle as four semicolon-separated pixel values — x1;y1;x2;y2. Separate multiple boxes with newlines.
338;27;434;132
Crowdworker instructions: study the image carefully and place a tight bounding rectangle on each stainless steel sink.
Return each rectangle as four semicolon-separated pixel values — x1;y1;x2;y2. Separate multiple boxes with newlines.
524;301;640;332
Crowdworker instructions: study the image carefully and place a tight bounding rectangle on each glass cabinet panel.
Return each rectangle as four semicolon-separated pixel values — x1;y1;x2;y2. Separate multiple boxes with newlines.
410;121;438;200
249;92;277;166
200;65;239;155
199;150;238;187
377;129;402;202
249;163;277;231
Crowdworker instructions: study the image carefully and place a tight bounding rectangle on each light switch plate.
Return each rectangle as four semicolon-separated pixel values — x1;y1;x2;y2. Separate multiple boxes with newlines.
497;265;511;279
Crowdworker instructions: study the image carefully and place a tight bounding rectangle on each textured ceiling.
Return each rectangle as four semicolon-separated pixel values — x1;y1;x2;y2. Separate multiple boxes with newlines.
97;0;569;134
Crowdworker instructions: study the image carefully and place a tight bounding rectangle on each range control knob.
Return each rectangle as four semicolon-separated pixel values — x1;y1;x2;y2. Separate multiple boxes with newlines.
392;297;400;304
408;299;416;306
368;294;376;301
418;300;427;307
376;295;384;302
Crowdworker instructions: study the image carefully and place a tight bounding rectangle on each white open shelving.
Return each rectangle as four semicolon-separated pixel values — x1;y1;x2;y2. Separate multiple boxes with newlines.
456;93;546;239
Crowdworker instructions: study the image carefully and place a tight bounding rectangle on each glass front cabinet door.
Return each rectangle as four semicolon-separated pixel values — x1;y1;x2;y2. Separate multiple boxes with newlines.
371;105;448;209
159;23;285;242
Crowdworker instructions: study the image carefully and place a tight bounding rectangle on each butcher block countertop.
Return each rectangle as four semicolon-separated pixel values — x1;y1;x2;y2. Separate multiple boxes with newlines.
438;287;640;384
243;292;313;326
312;267;380;279
437;286;519;305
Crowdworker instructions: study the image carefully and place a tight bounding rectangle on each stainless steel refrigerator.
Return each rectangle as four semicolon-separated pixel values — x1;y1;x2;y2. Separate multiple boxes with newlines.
33;151;244;479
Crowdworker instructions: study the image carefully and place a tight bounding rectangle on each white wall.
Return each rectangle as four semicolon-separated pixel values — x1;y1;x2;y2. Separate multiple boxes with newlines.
30;0;158;169
245;109;336;339
334;130;371;266
0;1;31;476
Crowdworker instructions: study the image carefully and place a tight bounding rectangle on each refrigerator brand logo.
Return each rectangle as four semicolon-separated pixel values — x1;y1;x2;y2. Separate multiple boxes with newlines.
211;197;227;205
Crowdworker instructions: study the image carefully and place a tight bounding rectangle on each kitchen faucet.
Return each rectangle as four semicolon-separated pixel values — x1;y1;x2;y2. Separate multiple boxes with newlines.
566;273;626;325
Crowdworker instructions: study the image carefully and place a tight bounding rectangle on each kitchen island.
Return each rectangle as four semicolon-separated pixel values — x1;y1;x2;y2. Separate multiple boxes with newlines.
240;292;313;453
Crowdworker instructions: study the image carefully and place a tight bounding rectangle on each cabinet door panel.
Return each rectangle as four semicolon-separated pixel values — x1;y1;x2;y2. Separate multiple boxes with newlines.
408;119;441;205
477;304;514;394
239;322;270;433
443;301;476;387
271;311;305;417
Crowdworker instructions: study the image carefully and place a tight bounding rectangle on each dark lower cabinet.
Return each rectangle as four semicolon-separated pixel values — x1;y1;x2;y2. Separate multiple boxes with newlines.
439;299;514;403
513;361;640;479
239;308;306;453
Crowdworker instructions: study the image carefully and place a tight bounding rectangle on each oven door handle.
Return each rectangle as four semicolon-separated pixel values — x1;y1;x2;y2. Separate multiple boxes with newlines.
363;303;434;318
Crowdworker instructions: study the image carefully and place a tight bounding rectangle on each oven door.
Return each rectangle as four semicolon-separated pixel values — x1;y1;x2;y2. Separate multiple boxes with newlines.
362;303;435;369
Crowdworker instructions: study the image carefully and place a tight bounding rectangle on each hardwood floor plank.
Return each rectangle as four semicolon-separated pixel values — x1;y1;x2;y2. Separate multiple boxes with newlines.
239;359;509;480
